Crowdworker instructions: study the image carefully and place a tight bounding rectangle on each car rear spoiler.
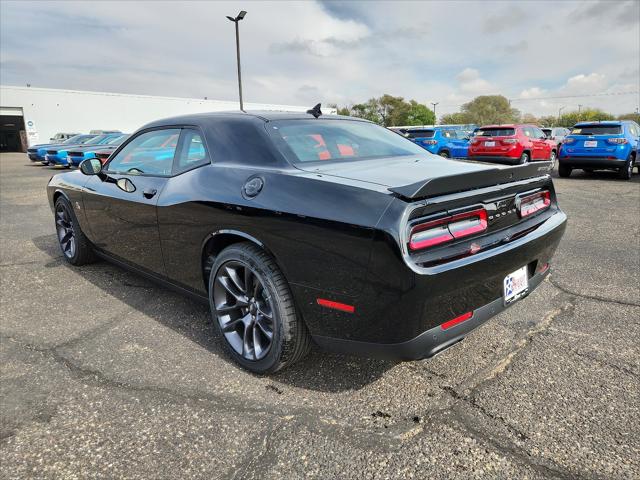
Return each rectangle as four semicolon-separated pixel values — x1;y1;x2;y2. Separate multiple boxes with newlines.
388;161;553;200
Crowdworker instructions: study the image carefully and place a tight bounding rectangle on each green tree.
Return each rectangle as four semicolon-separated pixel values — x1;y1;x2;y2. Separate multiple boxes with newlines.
460;95;520;125
377;94;411;127
558;108;615;127
406;100;435;126
538;115;558;127
521;113;538;124
440;112;473;125
618;112;640;123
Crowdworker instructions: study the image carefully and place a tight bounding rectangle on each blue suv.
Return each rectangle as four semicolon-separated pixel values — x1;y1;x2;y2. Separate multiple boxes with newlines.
405;127;470;158
558;121;639;180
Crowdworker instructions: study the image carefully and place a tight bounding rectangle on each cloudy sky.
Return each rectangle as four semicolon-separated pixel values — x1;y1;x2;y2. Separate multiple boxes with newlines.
1;0;638;116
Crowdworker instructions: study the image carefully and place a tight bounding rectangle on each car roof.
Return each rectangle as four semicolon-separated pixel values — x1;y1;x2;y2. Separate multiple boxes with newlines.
574;120;622;126
142;110;366;129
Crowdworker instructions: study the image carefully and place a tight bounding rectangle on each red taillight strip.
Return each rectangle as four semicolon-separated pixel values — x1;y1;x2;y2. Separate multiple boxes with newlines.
441;311;473;330
518;191;550;218
409;208;487;251
317;298;355;313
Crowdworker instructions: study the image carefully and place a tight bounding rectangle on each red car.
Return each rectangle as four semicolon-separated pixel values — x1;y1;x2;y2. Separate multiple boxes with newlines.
468;124;557;165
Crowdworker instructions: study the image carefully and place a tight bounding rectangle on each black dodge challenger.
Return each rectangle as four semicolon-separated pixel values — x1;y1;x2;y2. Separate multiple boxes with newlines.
47;110;567;373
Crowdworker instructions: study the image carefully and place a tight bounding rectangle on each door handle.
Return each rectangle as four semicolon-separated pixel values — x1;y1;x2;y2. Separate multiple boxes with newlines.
143;188;157;199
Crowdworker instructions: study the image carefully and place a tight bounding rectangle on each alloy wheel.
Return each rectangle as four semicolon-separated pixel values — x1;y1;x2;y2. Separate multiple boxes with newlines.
55;204;76;259
213;261;274;361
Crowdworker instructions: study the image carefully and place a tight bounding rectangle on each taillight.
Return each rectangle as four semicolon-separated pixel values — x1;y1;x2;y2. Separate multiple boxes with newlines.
422;140;438;145
409;208;487;251
607;138;627;145
518;191;550;218
564;137;575;144
501;138;517;144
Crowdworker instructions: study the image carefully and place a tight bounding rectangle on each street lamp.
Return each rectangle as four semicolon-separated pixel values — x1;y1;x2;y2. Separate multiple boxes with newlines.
226;10;247;111
558;106;565;125
430;102;439;125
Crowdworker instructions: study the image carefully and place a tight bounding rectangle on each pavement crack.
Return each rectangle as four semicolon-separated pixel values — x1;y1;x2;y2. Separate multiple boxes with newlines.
548;277;640;307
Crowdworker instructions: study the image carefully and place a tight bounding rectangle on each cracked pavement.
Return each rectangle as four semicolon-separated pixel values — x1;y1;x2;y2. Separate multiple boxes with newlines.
1;153;639;479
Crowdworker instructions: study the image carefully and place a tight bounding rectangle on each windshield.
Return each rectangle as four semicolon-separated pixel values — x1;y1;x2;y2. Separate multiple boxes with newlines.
476;128;516;137
571;125;622;135
269;119;427;164
63;135;95;145
106;134;129;145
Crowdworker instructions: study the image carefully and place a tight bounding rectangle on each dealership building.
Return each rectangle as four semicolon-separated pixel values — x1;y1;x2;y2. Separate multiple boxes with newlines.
0;85;311;152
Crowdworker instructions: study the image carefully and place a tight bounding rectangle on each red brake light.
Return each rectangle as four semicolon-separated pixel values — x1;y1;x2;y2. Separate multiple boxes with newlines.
564;137;575;144
423;140;438;145
441;311;473;330
607;138;627;145
518;191;550;218
409;208;487;251
501;138;517;144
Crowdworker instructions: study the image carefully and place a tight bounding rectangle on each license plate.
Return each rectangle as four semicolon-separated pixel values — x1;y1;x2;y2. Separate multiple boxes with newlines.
584;140;597;147
504;266;528;305
485;141;495;147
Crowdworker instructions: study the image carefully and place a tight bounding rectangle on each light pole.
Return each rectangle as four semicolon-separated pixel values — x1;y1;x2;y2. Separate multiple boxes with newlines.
430;102;439;125
226;10;247;111
558;106;565;125
577;104;583;119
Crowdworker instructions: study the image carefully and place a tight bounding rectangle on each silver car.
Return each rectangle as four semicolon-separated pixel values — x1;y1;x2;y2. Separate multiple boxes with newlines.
542;127;570;149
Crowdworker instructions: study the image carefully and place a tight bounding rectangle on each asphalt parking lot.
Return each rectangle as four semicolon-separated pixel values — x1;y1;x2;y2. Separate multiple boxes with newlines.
1;152;639;479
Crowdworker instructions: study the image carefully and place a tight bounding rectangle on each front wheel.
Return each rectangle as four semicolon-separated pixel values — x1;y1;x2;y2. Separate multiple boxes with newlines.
438;151;450;158
54;197;96;265
209;242;311;374
558;164;572;178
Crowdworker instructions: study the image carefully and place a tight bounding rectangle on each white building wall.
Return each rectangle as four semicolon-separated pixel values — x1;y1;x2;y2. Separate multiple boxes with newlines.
0;86;319;147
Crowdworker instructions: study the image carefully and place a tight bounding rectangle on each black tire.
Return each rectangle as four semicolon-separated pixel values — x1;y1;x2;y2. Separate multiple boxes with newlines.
208;242;311;374
54;197;96;265
619;155;633;180
518;151;530;164
438;150;450;158
558;164;572;178
549;150;557;169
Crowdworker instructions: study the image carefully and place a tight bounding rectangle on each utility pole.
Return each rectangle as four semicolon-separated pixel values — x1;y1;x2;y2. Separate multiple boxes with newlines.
578;104;583;118
226;11;247;111
558;106;565;126
430;102;439;125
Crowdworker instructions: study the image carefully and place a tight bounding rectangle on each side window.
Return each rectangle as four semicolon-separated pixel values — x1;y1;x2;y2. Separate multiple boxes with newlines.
522;127;532;137
106;129;180;176
174;129;210;173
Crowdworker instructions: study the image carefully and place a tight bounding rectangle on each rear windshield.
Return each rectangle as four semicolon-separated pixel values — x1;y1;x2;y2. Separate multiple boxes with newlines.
542;129;552;136
269;119;426;163
570;125;622;135
406;129;435;139
476;128;515;137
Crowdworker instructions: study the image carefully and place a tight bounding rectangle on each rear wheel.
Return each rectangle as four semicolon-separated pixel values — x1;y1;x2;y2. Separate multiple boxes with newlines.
54;197;96;265
519;152;530;164
549;150;557;169
209;242;311;374
619;155;633;180
558;164;572;178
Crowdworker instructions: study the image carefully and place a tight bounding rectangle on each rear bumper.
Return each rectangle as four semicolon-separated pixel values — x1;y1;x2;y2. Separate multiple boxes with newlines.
468;155;520;165
558;156;626;168
314;267;549;360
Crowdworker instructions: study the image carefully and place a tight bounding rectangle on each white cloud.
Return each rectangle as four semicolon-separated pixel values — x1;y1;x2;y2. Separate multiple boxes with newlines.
0;0;637;116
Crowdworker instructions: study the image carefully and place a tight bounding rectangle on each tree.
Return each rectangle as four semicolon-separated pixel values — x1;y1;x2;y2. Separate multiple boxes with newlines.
440;112;473;125
538;115;558;127
460;95;520;125
521;113;538;124
557;108;615;127
406;100;435;126
618;112;640;123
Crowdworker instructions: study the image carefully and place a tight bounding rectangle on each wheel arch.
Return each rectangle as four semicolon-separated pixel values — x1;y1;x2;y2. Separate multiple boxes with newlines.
201;229;274;291
52;189;72;206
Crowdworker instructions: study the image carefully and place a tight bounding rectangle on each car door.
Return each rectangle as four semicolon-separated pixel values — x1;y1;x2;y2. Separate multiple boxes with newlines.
82;128;181;274
530;127;548;160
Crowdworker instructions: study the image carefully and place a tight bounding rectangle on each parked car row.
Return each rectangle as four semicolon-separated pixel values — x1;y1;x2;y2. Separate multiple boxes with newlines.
400;120;639;180
27;132;128;167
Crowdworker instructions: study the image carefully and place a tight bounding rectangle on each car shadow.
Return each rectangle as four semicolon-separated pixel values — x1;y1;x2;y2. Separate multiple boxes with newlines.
32;234;395;393
555;169;640;182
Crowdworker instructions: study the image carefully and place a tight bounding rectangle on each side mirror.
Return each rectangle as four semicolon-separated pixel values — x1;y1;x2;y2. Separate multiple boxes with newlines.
79;158;103;175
